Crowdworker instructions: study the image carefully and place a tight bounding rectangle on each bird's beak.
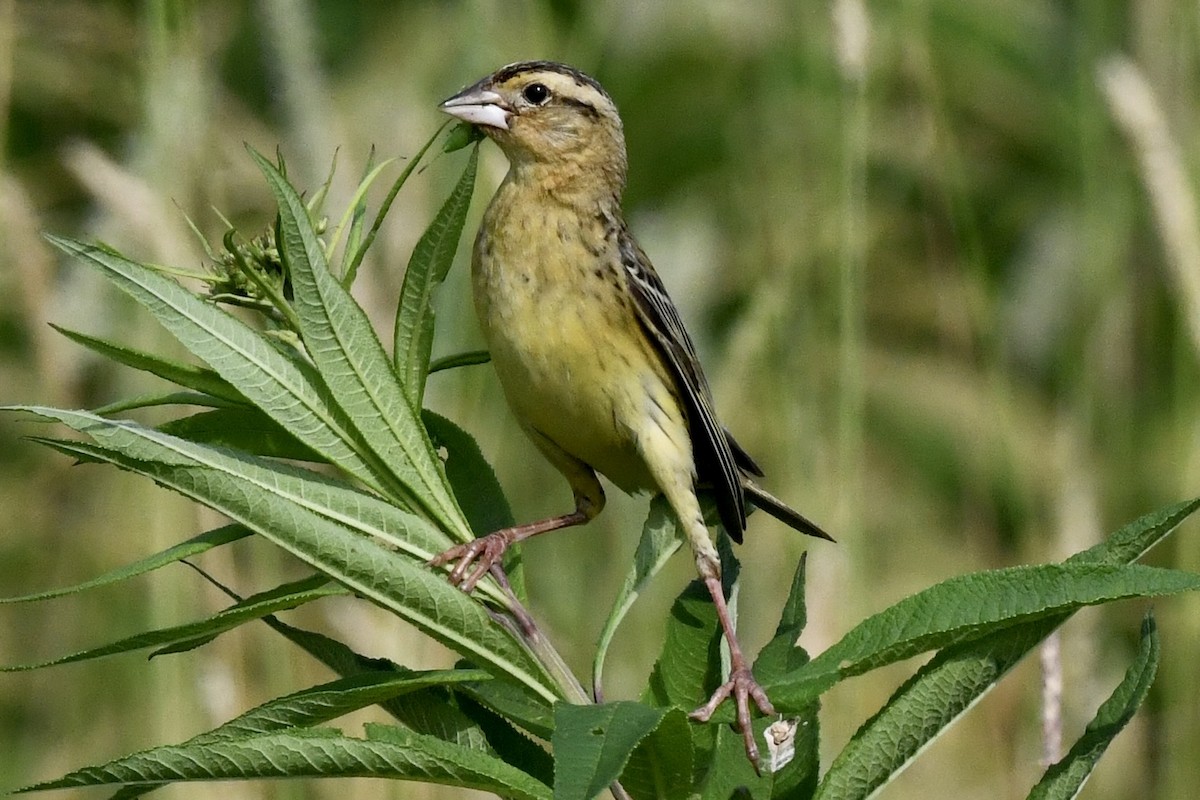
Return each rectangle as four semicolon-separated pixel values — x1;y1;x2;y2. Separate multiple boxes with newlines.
439;85;511;131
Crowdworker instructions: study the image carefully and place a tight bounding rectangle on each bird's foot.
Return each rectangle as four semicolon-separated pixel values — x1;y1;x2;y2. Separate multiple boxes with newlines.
428;530;516;593
690;664;775;770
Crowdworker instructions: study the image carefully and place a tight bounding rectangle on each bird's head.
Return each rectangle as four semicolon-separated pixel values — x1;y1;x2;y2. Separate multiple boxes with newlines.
440;61;627;195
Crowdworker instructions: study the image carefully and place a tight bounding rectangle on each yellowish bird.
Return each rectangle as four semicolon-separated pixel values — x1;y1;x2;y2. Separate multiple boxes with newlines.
432;60;831;767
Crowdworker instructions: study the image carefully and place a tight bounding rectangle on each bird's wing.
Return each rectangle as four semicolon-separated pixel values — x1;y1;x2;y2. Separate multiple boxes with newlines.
618;226;748;542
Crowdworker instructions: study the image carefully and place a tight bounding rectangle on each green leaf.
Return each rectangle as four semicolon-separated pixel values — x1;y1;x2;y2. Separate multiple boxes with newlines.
244;607;535;758
255;613;406;680
22;410;458;572
645;579;721;710
553;701;668;800
1073;497;1200;566
423;410;514;535
50;323;246;405
429;348;491;374
455;692;554;785
814;622;1050;800
641;575;725;788
1026;613;1160;800
696;715;820;800
692;559;819;798
193;669;491;742
44;236;394;498
250;148;472;541
747;555;820;796
459;673;557;740
443;122;486;153
3;575;341;671
325;154;396;277
596;497;683;701
379;682;494;753
699;723;765;800
619;707;694;800
394;144;479;407
94;392;240;415
16;728;551;799
0;524;250;604
8;407;556;700
767;561;1200;715
813;499;1200;800
753;554;810;682
422;409;524;596
342;123;448;284
158;407;324;461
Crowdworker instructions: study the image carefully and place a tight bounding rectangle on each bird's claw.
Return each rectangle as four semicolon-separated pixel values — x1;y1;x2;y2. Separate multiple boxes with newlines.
428;532;513;593
690;665;775;770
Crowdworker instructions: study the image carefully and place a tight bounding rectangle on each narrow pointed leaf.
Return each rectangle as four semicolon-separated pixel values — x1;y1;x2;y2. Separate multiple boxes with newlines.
193;669;491;742
458;675;557;740
0;524;250;604
44;235;392;497
815;621;1051;800
394;144;479;406
3;575;341;671
1073;498;1200;565
16;408;459;571
16;728;551;799
814;500;1200;799
93;391;242;416
767;562;1200;714
422;410;513;535
250;148;471;541
159;407;324;461
596;497;682;700
429;349;491;374
8;407;555;699
1026;613;1159;800
342;123;448;283
50;323;246;405
753;554;810;681
454;693;554;784
421;410;525;596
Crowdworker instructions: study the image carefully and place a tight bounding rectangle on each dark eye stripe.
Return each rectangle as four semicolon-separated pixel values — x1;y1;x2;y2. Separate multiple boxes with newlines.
561;96;599;117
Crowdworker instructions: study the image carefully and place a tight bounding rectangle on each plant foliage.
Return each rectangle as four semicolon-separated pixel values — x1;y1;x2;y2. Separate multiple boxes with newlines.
3;127;1198;799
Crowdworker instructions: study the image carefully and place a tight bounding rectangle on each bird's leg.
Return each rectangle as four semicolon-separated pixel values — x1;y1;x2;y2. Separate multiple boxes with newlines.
430;447;607;593
429;503;593;593
688;548;775;770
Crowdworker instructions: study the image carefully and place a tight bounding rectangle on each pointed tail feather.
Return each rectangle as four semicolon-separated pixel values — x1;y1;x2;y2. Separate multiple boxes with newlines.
743;481;835;542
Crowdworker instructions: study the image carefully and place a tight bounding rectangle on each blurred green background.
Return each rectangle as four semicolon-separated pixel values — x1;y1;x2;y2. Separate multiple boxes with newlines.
2;1;1199;798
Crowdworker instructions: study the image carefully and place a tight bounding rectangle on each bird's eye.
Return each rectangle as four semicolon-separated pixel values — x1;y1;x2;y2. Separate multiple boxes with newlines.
522;83;550;105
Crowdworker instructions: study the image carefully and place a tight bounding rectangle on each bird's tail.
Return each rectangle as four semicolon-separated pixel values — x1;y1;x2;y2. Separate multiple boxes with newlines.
744;481;835;542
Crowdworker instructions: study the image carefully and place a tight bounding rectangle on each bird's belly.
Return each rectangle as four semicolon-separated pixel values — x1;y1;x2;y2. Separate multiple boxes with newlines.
476;263;662;493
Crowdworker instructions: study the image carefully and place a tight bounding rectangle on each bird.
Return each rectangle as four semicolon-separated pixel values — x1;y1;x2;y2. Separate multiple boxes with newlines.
431;60;831;767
